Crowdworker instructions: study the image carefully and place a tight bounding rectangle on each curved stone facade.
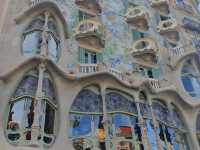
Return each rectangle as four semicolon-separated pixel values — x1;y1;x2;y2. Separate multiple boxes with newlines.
0;0;200;150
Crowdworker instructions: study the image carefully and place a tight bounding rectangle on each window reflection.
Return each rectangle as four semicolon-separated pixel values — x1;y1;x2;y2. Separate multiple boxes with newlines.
114;114;132;139
5;70;57;147
70;114;92;137
145;120;157;150
48;34;58;62
7;98;34;141
23;31;42;55
22;14;60;62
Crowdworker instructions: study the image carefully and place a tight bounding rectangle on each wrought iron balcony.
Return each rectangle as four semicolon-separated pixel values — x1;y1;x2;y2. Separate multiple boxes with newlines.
75;19;105;51
125;6;149;31
129;38;158;67
150;0;169;14
157;19;179;43
75;0;102;16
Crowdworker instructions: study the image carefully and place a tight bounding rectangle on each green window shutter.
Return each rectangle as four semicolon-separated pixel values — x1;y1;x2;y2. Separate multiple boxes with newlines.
132;29;141;41
79;47;85;63
97;52;103;63
153;68;162;79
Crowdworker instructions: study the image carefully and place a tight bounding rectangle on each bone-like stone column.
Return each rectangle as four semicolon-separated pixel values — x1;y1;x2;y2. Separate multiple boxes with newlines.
40;11;50;57
31;63;46;143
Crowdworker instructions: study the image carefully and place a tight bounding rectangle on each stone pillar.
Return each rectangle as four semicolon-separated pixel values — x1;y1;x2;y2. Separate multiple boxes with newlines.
101;87;110;150
31;63;46;142
135;94;150;150
40;11;49;57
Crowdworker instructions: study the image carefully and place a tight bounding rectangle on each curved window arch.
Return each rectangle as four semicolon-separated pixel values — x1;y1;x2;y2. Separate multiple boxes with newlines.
22;13;60;62
5;69;57;147
69;86;105;150
152;100;189;150
181;59;200;97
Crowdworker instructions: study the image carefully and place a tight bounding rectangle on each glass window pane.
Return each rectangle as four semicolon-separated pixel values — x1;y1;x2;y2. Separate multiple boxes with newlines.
114;114;132;138
48;34;58;62
181;76;194;92
69;114;92;137
14;75;38;98
8;100;25;130
23;31;41;55
145;120;157;150
44;103;55;134
7;98;33;131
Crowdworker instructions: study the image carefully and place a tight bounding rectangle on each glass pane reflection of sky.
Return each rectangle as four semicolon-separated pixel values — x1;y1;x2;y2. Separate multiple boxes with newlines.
72;115;92;137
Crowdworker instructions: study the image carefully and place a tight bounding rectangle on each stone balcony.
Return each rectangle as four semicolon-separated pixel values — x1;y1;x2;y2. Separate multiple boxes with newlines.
79;63;99;73
75;0;102;16
125;6;149;31
157;19;179;43
129;38;158;67
150;0;169;14
78;63;124;80
75;19;105;51
168;43;197;69
72;63;175;93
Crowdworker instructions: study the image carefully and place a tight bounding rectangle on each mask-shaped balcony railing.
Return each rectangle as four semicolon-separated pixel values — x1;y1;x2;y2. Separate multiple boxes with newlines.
125;6;149;31
148;78;176;93
129;38;158;68
168;43;197;68
182;17;200;34
75;19;105;51
150;0;169;14
175;1;194;14
157;19;179;43
75;0;102;16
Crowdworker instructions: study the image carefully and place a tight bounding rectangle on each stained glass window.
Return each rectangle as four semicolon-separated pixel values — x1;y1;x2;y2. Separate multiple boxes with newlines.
71;89;103;113
181;59;200;97
14;70;38;98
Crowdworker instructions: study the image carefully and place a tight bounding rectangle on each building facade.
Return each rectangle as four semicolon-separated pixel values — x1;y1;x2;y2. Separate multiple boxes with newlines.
0;0;200;150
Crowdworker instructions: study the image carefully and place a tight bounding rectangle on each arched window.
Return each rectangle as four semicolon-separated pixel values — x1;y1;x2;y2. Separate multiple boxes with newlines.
69;86;105;150
181;59;200;97
105;90;140;149
22;13;60;62
152;100;189;150
5;69;57;147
